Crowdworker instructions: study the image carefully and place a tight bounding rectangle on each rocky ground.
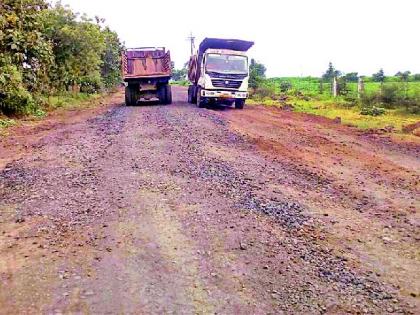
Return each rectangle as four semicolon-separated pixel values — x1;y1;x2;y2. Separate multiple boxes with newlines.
0;86;419;314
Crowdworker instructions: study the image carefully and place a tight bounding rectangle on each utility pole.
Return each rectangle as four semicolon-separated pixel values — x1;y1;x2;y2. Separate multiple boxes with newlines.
187;32;195;56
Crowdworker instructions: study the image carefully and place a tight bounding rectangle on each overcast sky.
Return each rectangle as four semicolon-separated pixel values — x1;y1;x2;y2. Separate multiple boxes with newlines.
56;0;419;77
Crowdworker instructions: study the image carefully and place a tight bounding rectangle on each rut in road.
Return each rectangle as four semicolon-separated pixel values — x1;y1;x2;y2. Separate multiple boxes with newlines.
0;88;417;314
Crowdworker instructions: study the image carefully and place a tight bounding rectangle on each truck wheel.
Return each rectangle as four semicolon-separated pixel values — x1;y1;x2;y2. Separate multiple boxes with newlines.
126;85;139;105
235;99;245;109
188;85;197;104
158;85;171;104
187;86;192;103
165;85;172;105
125;86;131;106
196;88;205;108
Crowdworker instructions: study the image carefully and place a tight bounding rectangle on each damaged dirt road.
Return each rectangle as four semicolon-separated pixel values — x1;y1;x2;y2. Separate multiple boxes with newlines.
0;86;419;314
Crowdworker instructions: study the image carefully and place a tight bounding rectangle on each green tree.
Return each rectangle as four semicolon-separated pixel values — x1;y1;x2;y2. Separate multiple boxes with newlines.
395;71;411;82
322;62;341;82
0;0;53;113
101;27;123;88
43;4;106;91
372;68;385;83
249;58;266;89
344;72;359;82
1;0;123;115
171;61;188;81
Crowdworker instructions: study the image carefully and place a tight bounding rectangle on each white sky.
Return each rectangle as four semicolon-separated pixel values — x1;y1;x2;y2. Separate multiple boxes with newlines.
55;0;420;77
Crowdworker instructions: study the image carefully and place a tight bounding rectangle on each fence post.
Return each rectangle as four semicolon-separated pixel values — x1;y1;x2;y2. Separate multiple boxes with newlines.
357;77;364;98
332;77;338;97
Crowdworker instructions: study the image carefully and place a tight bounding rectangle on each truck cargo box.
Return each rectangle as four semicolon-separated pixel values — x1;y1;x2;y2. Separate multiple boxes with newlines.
122;47;171;80
121;47;172;105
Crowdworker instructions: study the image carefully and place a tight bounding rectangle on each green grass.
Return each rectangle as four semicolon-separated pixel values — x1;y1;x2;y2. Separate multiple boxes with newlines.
248;96;419;132
0;92;103;134
170;80;189;87
250;77;420;132
270;77;420;98
292;99;419;130
41;92;101;110
0;117;16;129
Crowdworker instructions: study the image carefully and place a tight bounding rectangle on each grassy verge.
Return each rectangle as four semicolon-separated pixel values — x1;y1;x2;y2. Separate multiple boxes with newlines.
247;97;420;132
170;80;189;87
41;92;102;112
0;92;104;134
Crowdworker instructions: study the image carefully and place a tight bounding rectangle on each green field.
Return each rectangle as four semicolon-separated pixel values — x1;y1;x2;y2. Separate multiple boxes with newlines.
249;77;420;133
268;77;420;98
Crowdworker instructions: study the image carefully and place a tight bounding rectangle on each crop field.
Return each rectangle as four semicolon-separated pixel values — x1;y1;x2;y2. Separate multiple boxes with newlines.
268;77;420;97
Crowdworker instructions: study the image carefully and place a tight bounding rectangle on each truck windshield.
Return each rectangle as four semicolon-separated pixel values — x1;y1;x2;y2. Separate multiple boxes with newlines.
205;54;248;74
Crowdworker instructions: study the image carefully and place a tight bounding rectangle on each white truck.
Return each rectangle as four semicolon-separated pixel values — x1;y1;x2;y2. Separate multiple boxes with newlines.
187;38;254;109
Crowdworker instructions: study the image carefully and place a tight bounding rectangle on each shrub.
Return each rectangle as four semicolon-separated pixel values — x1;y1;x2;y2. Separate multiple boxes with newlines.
280;81;292;92
0;64;36;115
380;83;404;107
360;106;386;116
80;75;103;94
253;86;276;99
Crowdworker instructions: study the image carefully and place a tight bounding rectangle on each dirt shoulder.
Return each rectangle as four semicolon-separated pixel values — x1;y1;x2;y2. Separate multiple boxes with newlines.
218;104;419;306
0;90;123;170
0;87;418;314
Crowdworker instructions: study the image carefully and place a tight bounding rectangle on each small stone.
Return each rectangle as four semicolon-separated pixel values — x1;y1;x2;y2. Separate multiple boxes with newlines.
15;217;25;223
84;290;94;296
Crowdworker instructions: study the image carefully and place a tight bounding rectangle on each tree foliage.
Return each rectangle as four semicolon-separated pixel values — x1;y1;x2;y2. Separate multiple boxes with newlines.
322;62;341;82
344;72;359;82
249;58;266;89
171;61;188;81
0;0;122;115
395;71;411;82
372;68;385;83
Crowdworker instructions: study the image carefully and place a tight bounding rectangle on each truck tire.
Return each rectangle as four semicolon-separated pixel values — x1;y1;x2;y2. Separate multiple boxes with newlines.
165;85;172;104
125;86;131;106
126;85;139;106
196;87;205;108
158;84;171;104
235;99;245;109
188;85;197;104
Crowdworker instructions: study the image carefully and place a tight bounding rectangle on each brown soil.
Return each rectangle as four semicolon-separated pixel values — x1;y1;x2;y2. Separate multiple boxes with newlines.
0;86;418;314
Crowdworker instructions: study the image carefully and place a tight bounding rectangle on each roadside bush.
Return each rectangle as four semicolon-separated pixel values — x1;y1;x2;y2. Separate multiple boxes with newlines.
280;81;292;93
252;82;276;100
80;75;103;94
0;1;123;116
0;64;36;115
381;83;403;107
360;106;386;116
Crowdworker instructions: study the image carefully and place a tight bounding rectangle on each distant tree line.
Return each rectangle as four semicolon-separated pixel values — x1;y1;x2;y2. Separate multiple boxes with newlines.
0;0;123;115
248;60;420;115
322;63;420;84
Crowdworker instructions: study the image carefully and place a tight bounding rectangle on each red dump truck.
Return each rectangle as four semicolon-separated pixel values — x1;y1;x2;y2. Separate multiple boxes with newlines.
121;47;172;105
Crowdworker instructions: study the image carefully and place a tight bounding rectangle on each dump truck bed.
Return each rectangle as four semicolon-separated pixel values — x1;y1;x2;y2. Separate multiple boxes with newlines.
122;48;171;81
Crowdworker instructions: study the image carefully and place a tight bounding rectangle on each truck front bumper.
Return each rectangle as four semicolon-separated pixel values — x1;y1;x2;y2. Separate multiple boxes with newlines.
201;90;248;99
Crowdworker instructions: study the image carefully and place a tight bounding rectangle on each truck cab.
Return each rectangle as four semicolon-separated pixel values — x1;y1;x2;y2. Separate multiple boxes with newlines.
188;38;254;109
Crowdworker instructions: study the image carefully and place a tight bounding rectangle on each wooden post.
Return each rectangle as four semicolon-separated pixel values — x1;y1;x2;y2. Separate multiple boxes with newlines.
357;77;365;98
332;77;338;97
319;80;324;94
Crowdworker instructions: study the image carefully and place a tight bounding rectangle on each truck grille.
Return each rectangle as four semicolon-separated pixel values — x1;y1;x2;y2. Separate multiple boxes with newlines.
211;79;242;89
